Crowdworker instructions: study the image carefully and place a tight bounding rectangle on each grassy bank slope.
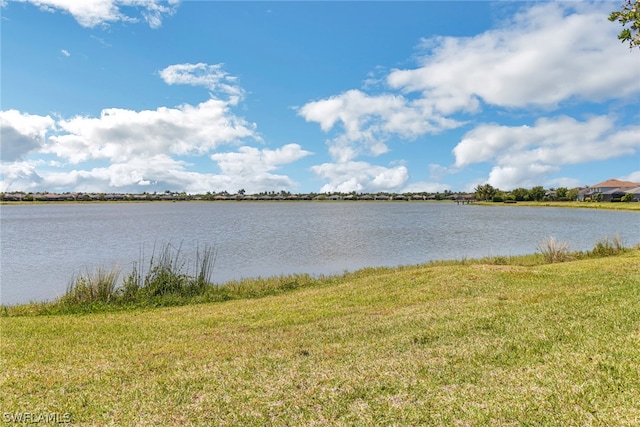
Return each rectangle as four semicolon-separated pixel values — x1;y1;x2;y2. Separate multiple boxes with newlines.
2;250;639;425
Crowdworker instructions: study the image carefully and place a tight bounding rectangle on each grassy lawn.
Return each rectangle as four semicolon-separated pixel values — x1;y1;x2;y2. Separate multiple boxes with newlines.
477;200;640;211
2;250;639;425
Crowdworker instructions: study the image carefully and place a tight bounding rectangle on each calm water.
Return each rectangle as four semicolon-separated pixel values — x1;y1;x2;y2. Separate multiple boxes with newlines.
1;202;638;304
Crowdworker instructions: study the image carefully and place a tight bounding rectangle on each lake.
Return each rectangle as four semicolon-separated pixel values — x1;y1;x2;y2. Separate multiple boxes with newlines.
1;201;638;305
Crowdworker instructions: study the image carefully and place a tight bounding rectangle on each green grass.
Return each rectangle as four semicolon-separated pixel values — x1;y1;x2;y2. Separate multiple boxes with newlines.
477;200;640;211
2;248;639;425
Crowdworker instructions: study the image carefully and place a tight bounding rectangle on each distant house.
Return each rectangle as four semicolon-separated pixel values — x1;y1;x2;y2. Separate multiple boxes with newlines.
577;188;597;201
578;179;640;201
625;187;640;202
2;193;25;202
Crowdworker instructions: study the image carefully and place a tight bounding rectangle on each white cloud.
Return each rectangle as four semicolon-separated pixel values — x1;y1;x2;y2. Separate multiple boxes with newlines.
60;49;70;56
45;99;258;164
0;110;55;161
310;161;409;193
0;101;312;193
0;161;44;191
299;89;461;162
401;181;451;194
387;2;639;109
453;116;640;189
209;144;313;193
159;63;245;103
7;144;312;194
211;144;311;175
13;0;179;28
0;60;316;194
42;154;208;193
299;1;640;181
620;171;640;184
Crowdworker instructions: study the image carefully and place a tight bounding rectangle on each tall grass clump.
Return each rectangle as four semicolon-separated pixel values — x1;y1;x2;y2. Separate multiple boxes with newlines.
536;236;571;263
193;245;217;293
61;243;217;307
142;243;189;297
134;243;218;299
590;234;626;257
63;267;120;304
119;261;141;302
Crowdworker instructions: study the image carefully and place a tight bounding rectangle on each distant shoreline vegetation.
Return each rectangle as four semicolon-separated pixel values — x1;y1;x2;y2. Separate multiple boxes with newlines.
3;178;640;204
2;183;639;205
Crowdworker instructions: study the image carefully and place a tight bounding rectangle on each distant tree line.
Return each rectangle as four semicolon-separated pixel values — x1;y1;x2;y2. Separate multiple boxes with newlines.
1;185;637;203
474;184;560;202
472;184;631;203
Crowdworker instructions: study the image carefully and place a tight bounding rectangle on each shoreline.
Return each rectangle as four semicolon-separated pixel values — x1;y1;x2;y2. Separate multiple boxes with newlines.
2;198;639;211
4;242;636;316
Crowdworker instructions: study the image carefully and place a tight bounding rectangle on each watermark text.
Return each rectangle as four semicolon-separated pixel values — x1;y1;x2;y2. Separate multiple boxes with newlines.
3;412;71;424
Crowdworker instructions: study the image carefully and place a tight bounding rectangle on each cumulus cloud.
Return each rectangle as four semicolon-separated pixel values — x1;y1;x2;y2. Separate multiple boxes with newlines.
402;181;451;194
159;63;245;103
210;144;313;192
0;61;314;193
11;0;179;28
0;104;313;193
0;161;44;191
387;2;639;108
453;116;640;189
299;89;462;162
0;110;54;162
211;144;311;176
45;99;258;164
310;161;409;193
299;2;640;189
37;146;312;194
41;154;226;194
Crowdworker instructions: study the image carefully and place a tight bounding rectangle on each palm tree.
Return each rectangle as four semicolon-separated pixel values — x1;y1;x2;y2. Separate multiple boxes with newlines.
474;184;497;201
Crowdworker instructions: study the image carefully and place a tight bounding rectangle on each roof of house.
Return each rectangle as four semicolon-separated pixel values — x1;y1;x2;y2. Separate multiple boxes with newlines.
626;187;640;194
591;179;640;188
601;188;628;194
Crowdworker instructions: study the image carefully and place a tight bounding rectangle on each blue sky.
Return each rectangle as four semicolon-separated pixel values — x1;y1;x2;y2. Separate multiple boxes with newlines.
1;0;639;194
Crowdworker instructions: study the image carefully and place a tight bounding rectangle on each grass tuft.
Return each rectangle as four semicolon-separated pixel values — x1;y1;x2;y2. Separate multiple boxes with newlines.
589;234;626;257
63;266;120;304
536;236;571;263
